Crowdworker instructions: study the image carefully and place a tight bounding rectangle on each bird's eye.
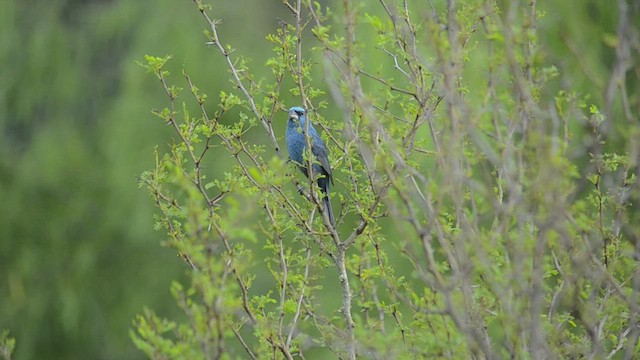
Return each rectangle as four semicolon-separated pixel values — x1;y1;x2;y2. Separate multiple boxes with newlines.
296;110;304;116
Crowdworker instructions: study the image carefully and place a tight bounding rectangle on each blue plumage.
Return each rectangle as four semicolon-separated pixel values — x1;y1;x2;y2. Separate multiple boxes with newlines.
285;106;335;226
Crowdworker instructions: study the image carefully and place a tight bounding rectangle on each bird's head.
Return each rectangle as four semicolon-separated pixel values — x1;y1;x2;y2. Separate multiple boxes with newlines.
288;106;306;123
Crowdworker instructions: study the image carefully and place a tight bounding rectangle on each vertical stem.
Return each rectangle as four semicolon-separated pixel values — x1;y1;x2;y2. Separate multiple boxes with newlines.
336;249;356;359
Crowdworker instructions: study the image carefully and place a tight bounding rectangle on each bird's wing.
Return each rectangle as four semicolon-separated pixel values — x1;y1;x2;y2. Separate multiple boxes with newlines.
311;138;333;183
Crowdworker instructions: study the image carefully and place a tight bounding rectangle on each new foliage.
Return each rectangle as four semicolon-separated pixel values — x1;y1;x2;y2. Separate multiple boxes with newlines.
133;0;640;359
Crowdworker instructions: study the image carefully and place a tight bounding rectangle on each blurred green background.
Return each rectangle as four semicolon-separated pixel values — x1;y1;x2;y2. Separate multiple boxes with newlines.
0;0;631;359
0;1;288;358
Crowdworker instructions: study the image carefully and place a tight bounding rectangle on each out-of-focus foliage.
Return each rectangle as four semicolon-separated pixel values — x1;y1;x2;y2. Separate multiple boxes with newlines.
0;0;286;359
0;331;16;360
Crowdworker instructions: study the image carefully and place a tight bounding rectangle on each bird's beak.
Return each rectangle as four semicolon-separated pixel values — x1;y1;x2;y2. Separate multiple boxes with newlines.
288;111;298;121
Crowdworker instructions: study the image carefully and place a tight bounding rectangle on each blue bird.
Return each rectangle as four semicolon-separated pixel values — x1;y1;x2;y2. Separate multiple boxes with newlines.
286;106;335;226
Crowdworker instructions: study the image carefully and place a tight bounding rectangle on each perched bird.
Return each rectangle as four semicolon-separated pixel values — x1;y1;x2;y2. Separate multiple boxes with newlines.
286;106;335;226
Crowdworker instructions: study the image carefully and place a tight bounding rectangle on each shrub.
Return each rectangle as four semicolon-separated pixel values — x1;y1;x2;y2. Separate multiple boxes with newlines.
133;1;640;358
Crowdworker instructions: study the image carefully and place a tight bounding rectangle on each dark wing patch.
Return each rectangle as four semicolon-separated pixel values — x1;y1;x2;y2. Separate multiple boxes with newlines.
311;141;333;185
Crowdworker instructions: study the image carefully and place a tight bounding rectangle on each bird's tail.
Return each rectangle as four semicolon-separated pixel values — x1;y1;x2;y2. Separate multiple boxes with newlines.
324;193;335;227
319;177;335;226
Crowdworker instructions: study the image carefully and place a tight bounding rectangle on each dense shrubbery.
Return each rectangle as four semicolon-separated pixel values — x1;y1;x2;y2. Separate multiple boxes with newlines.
132;0;640;359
